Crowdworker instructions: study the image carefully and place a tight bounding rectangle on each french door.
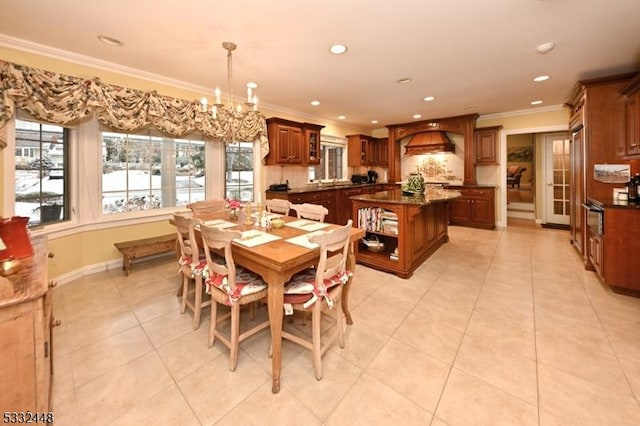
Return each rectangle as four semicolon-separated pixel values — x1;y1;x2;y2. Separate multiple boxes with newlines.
544;132;571;225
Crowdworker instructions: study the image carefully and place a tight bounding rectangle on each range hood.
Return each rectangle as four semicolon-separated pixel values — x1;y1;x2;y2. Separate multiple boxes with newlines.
404;131;455;155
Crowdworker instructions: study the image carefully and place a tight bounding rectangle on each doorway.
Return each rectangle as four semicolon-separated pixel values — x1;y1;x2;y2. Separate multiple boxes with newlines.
506;134;535;221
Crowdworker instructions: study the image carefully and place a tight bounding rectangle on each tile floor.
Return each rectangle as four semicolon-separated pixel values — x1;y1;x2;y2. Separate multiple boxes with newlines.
49;224;640;425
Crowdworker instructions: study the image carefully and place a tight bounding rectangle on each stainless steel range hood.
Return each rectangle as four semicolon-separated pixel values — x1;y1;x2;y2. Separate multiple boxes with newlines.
404;131;455;155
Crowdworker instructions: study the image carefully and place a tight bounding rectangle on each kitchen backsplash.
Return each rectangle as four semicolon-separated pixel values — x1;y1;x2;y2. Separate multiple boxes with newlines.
401;133;464;184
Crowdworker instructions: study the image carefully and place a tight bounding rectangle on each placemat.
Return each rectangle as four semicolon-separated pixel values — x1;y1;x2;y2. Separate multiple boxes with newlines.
233;229;282;247
285;219;331;232
285;231;326;249
200;219;238;229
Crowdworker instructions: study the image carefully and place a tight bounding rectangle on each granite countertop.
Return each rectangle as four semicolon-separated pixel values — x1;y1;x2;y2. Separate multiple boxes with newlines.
350;188;461;205
267;182;390;194
589;197;640;209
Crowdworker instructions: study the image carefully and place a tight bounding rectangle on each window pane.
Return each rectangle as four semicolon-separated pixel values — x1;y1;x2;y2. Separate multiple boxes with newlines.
101;130;205;214
14;118;69;227
225;142;254;202
308;144;344;181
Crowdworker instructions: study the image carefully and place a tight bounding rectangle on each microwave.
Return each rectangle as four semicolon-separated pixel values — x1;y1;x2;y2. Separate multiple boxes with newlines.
584;203;604;235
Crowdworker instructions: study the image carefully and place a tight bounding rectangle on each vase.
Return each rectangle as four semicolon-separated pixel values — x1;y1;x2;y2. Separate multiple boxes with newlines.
229;209;239;220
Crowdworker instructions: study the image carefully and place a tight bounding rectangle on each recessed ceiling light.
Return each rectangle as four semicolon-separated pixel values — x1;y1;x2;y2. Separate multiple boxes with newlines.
310;100;320;106
329;44;348;54
397;78;412;84
423;96;435;102
371;120;379;124
338;115;346;120
536;42;555;54
533;75;550;82
413;114;422;119
98;35;122;47
531;100;543;105
246;82;258;89
464;105;477;111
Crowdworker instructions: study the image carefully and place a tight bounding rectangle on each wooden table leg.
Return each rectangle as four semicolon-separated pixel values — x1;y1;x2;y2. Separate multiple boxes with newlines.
342;241;356;325
266;277;284;393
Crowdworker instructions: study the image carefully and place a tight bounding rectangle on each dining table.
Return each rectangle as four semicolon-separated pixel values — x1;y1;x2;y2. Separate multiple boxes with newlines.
173;211;365;393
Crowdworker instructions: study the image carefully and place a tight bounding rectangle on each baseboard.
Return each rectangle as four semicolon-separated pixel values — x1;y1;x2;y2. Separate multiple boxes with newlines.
51;252;174;286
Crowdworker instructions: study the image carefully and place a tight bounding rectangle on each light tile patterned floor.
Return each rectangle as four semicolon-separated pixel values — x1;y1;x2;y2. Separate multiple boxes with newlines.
50;224;640;425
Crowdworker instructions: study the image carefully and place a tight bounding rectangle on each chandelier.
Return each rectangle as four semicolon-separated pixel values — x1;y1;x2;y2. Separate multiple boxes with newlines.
200;41;259;143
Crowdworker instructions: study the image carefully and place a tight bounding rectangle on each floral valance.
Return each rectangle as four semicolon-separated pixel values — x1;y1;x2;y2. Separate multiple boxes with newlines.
0;60;269;160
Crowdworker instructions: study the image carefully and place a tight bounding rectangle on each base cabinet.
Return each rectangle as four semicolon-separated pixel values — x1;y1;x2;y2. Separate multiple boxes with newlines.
588;228;603;278
599;204;640;295
0;236;53;412
448;186;496;229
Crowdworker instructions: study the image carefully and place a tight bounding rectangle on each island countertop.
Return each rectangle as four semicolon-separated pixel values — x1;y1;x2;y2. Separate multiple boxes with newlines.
350;188;461;205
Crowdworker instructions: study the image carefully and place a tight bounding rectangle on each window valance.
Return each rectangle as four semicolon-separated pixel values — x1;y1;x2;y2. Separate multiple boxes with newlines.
0;60;269;160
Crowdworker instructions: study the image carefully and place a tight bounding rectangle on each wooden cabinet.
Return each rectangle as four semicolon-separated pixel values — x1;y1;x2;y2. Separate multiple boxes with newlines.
588;228;603;278
376;138;389;166
265;118;324;165
0;236;53;412
620;73;640;157
347;134;389;166
267;189;337;224
566;74;631;265
448;186;496;229
304;123;324;165
347;134;374;166
599;203;640;296
570;113;585;257
474;126;501;165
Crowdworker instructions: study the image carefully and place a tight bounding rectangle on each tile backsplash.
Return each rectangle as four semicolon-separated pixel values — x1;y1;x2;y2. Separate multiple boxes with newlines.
400;133;464;184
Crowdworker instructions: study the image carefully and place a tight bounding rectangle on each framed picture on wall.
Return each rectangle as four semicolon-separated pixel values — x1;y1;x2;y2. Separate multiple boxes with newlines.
594;164;630;183
507;146;533;162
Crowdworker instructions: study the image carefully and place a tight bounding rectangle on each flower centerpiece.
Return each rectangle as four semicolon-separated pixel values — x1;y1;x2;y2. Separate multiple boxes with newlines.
225;198;242;220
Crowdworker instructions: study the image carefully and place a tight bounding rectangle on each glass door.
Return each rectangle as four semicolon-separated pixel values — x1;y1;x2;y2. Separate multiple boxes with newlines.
544;132;571;225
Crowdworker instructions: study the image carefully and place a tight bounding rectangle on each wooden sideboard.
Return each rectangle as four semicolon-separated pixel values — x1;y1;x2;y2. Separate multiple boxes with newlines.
0;236;53;412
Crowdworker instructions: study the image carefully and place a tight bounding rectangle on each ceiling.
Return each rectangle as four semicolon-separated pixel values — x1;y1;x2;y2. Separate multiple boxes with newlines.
1;0;639;131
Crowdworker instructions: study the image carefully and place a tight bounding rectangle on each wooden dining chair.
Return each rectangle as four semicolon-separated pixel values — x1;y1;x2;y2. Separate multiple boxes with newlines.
265;199;291;215
291;203;329;222
173;213;211;330
200;224;270;371
187;199;227;217
278;219;353;380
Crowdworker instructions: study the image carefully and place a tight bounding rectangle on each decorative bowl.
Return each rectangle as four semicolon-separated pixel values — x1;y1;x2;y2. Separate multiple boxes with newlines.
270;218;285;229
363;237;385;253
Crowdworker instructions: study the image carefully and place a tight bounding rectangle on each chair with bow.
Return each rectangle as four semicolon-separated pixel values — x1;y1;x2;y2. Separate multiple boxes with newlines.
200;224;270;371
173;213;211;330
279;219;353;380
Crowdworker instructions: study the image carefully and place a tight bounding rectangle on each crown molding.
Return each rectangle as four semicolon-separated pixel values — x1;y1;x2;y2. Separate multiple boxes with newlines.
478;104;566;120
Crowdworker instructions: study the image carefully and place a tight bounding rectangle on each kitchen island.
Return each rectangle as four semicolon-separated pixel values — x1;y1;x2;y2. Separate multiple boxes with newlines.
351;188;461;278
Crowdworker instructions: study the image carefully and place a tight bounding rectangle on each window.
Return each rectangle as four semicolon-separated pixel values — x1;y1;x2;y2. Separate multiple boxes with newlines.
308;136;345;181
101;130;206;214
225;141;254;202
14;118;69;227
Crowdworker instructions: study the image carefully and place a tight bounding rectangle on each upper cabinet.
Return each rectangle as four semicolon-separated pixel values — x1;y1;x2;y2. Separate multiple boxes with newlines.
376;137;389;166
304;123;324;165
474;126;502;165
265;118;324;165
347;134;388;167
620;73;640;158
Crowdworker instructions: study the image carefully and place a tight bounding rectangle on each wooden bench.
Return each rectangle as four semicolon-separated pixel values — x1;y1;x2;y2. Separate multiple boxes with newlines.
114;233;177;276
